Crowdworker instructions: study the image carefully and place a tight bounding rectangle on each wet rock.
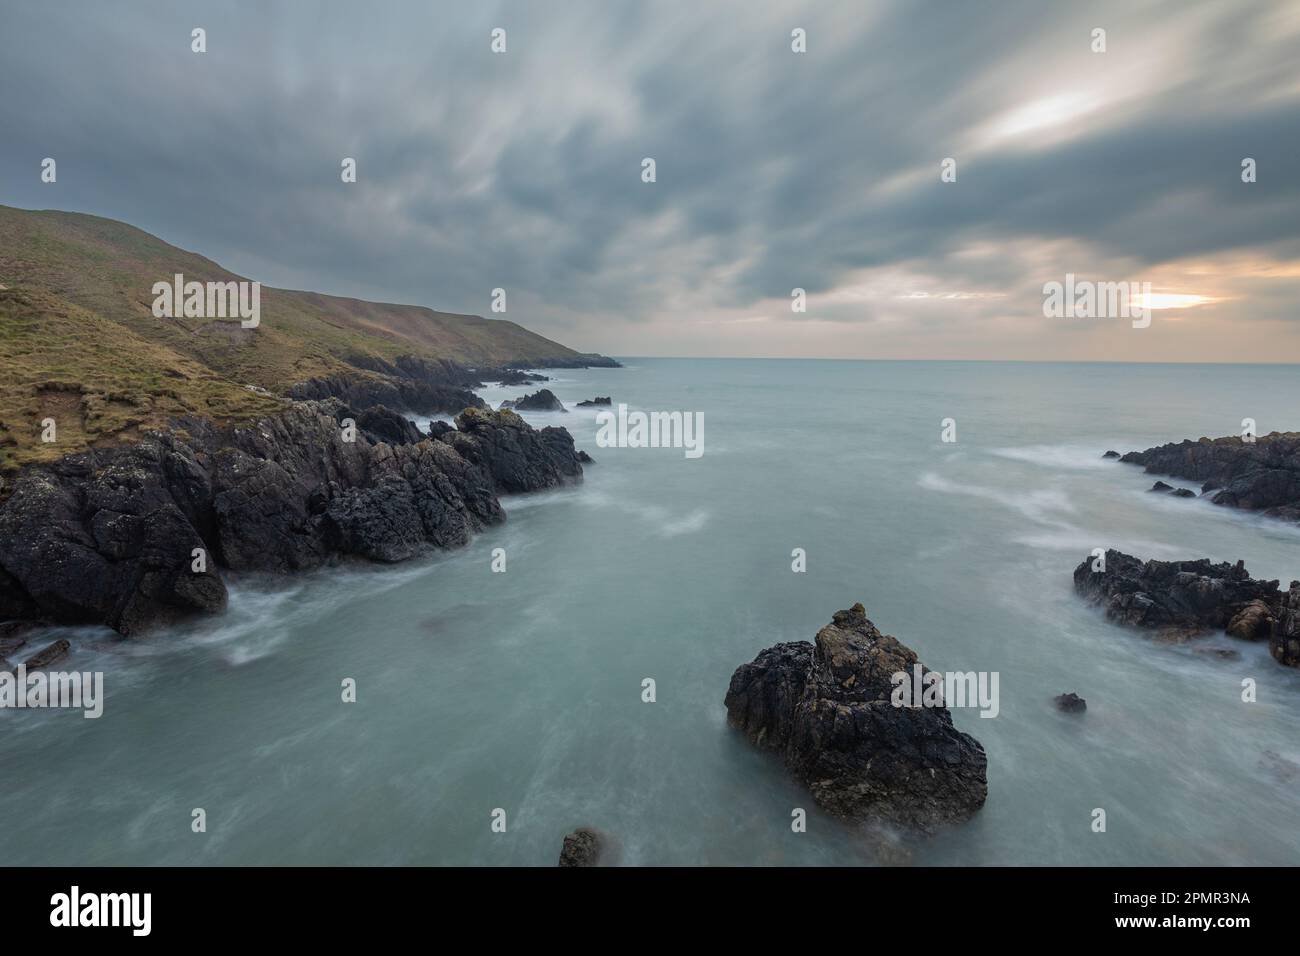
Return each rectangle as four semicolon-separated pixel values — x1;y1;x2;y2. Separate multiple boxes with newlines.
510;389;566;412
558;827;606;867
724;603;987;832
1227;599;1274;640
576;397;612;407
1170;488;1197;498
1102;450;1121;459
447;407;584;494
1055;692;1087;713
355;405;425;446
1119;432;1300;523
1272;582;1300;667
1073;549;1281;641
23;638;70;669
0;402;579;635
1150;480;1174;492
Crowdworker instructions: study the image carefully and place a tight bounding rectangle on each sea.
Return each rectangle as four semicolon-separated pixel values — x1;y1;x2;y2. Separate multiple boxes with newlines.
2;358;1298;865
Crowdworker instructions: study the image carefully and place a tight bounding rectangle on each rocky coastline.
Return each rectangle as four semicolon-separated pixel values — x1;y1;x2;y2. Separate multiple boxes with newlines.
1113;431;1300;522
0;397;588;637
724;603;988;832
1073;548;1300;667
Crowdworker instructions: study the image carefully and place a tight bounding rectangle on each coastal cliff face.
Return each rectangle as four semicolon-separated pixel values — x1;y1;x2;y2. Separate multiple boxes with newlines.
1073;548;1300;667
1118;432;1300;522
725;604;988;832
0;402;585;636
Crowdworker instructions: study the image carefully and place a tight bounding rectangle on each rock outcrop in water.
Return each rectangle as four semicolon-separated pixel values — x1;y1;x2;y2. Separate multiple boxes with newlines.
1116;432;1300;523
558;827;607;867
501;389;566;413
576;397;612;407
0;401;586;635
724;603;988;832
1073;548;1300;667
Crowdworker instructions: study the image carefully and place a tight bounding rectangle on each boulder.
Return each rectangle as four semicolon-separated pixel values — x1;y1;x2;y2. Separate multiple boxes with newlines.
1102;450;1121;459
1150;480;1174;492
724;604;988;832
558;827;606;867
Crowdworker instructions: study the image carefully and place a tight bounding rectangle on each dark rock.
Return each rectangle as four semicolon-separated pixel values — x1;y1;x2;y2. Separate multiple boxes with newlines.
576;450;594;464
1193;646;1241;661
289;371;483;417
0;401;580;635
426;420;455;442
1102;450;1121;459
1073;549;1281;641
576;397;613;407
558;827;606;867
1119;432;1300;523
1272;582;1300;667
1170;488;1197;498
355;405;425;446
724;603;988;832
23;638;70;669
509;389;566;413
447;407;584;494
1054;692;1087;713
485;368;547;386
1149;481;1174;492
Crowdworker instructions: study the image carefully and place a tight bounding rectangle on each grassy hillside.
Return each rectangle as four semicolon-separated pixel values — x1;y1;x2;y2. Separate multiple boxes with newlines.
0;205;601;471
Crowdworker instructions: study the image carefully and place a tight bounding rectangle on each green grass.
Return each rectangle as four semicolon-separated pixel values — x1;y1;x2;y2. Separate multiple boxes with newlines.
0;204;592;471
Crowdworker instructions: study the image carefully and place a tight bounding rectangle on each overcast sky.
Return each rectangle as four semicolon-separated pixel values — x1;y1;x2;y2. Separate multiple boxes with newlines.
3;0;1299;361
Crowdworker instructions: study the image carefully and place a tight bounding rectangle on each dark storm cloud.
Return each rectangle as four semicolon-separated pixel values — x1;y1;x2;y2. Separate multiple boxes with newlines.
1;0;1298;354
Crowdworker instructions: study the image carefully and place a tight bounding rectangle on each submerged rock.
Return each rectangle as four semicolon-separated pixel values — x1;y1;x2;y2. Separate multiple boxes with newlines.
724;603;988;832
1054;692;1087;713
558;827;606;867
22;638;70;669
1118;432;1300;523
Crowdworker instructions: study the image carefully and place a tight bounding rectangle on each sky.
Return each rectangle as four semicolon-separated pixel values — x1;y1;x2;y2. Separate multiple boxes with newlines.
2;0;1299;362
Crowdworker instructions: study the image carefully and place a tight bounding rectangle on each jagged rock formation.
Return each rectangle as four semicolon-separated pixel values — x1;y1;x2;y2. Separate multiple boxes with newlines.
1117;432;1300;522
1073;549;1300;667
501;389;566;413
724;604;988;832
0;402;585;635
443;407;583;494
288;371;483;417
576;397;612;407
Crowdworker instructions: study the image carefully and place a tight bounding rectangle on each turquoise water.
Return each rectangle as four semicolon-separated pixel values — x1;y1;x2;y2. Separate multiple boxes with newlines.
3;359;1299;865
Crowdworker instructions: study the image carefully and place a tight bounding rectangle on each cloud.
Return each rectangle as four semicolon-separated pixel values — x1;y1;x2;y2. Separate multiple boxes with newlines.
1;0;1298;359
